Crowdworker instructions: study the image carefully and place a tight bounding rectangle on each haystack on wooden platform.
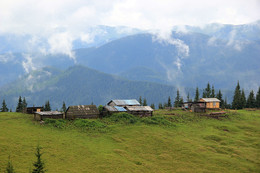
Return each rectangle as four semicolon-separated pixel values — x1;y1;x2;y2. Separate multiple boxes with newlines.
65;105;99;120
34;111;64;121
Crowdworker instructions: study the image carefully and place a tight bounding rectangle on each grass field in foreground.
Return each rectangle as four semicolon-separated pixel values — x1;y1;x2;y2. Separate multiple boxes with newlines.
0;110;259;173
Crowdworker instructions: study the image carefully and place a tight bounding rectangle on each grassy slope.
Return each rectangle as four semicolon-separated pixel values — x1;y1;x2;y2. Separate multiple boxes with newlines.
0;110;259;173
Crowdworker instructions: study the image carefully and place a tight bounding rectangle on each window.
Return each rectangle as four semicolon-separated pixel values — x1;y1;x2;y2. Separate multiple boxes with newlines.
213;102;216;106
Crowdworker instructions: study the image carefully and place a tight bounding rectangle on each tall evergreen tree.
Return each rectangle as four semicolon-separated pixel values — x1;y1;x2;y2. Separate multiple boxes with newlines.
6;156;15;173
211;85;215;98
32;145;45;173
203;82;211;98
246;90;256;108
143;98;147;106
16;96;23;112
187;92;192;102
62;101;67;112
216;90;223;108
1;99;9;112
174;89;180;108
194;87;200;102
158;103;163;109
241;89;247;108
138;96;142;105
167;96;172;107
44;101;51;111
224;97;228;109
22;97;27;112
150;103;155;109
256;87;260;108
232;81;242;109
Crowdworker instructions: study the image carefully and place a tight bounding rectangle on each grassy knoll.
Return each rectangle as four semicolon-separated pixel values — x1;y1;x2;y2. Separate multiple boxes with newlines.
0;110;259;173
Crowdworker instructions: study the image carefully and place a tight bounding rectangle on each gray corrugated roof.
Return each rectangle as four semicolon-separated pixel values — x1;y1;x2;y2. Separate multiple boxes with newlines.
200;98;221;102
35;111;63;115
109;99;141;106
104;106;127;112
125;106;153;111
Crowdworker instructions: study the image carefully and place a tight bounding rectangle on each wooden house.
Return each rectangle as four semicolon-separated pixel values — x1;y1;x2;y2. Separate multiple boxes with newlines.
107;99;141;107
26;106;43;114
65;105;99;120
34;111;64;121
125;106;153;117
199;98;220;109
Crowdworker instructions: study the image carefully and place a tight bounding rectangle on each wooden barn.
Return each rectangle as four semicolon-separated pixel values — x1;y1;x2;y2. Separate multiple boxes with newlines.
34;111;64;121
200;98;220;109
65;105;99;120
191;102;206;113
107;99;141;107
27;106;43;114
125;106;153;117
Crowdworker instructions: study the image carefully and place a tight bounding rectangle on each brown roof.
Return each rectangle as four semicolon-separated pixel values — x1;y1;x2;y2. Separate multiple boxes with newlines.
66;105;99;116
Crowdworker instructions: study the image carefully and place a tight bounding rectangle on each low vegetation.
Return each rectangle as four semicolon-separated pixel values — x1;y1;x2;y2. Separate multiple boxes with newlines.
0;109;259;172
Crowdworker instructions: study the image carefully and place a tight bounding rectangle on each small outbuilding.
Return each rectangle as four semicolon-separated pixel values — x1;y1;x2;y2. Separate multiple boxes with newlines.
27;106;43;114
200;98;220;109
191;102;206;113
125;106;153;117
65;105;99;120
107;99;141;107
34;111;64;121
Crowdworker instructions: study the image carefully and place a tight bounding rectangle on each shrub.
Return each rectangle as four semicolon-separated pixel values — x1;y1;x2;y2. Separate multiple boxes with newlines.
44;119;67;129
73;119;107;131
141;116;175;127
106;113;138;124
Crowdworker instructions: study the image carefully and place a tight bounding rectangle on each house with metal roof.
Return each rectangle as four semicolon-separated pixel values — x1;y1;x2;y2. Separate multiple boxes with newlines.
125;106;153;117
199;98;220;109
65;105;99;120
107;99;141;107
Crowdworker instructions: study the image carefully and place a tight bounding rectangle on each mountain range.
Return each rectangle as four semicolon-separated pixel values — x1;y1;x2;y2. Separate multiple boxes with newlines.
0;21;259;109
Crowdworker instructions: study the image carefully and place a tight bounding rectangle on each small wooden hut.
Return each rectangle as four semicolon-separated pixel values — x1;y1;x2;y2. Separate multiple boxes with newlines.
65;105;99;120
191;102;206;113
27;106;43;114
34;111;64;121
199;98;220;109
125;106;153;117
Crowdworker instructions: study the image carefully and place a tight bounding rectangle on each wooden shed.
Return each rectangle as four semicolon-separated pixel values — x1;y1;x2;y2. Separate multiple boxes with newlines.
191;102;206;113
34;111;64;121
65;105;99;120
200;98;220;109
107;99;141;107
125;106;153;117
27;106;43;114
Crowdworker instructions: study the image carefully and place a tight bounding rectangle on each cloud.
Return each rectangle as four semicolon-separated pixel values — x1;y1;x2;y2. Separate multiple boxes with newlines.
0;52;15;63
22;54;36;73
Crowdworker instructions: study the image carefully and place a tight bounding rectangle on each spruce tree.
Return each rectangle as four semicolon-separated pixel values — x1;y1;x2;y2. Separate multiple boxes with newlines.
194;87;199;102
6;156;15;173
16;96;23;112
174;89;180;108
32;145;45;173
256;87;260;108
241;89;247;108
158;103;163;109
44;101;51;111
232;81;242;109
138;96;142;106
203;82;211;98
62;101;67;112
1;99;9;112
167;96;172;107
211;85;215;98
143;98;147;106
150;103;155;109
179;97;184;107
187;92;192;102
22;97;27;112
216;90;223;108
246;90;256;108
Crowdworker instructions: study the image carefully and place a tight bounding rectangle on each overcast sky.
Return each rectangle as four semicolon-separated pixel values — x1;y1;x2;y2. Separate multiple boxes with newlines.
0;0;259;36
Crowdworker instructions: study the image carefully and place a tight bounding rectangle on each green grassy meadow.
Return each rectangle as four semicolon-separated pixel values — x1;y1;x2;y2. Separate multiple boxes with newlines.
0;110;259;172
